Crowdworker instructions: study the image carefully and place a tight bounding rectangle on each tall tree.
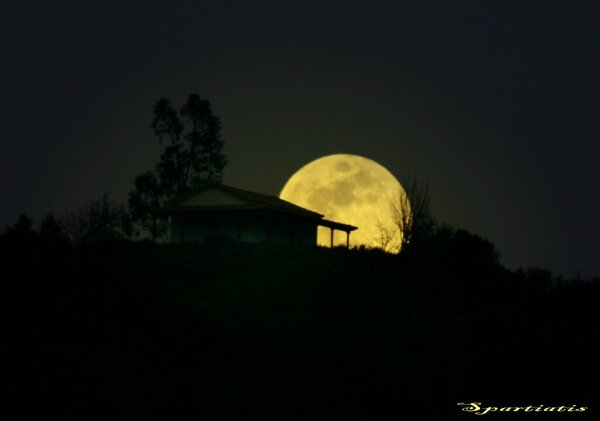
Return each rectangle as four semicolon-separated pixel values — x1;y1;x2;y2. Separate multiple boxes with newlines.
129;94;227;240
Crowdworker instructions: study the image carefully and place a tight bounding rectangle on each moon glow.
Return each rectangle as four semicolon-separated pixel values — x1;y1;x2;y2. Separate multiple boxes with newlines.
279;154;409;250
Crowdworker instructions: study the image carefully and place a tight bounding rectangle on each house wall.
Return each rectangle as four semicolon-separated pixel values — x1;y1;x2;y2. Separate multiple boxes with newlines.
170;212;317;246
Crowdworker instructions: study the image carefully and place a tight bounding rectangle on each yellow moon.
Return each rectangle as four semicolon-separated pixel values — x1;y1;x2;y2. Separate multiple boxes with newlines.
279;154;408;251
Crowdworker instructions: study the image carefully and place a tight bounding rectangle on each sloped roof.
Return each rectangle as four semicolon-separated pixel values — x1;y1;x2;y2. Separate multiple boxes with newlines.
156;184;323;219
155;184;357;232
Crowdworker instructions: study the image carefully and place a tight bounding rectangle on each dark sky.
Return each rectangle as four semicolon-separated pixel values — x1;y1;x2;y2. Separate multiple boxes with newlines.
2;1;599;277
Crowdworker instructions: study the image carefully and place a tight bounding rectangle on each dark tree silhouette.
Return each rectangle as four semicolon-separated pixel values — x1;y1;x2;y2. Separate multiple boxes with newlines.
129;94;227;240
439;227;500;270
39;213;68;243
128;171;164;240
1;214;36;243
391;176;435;251
62;194;129;245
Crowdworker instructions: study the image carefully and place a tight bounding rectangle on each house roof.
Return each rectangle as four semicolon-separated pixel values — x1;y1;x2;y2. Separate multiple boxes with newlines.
154;184;357;232
320;219;358;232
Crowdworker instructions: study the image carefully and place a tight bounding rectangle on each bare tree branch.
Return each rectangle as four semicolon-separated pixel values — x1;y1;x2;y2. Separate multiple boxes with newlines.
391;176;434;251
62;194;128;245
374;220;401;253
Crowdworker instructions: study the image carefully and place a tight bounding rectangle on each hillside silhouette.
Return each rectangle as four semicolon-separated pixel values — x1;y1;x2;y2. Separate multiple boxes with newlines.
3;227;598;419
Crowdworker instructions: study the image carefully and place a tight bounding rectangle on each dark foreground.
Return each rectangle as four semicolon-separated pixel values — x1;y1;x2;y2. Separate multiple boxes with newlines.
3;239;598;419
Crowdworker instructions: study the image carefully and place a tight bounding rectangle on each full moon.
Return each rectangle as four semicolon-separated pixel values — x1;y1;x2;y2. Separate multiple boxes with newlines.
279;154;409;251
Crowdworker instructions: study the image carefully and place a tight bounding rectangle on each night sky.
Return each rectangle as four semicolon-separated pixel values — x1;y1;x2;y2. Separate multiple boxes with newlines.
2;1;599;277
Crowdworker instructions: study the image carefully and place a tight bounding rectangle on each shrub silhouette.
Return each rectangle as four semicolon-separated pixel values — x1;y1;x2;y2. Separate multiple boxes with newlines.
3;223;598;419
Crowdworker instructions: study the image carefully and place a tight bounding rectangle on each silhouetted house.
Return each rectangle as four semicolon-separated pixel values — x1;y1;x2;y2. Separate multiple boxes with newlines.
154;184;357;247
